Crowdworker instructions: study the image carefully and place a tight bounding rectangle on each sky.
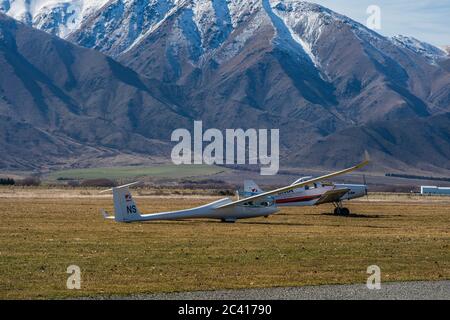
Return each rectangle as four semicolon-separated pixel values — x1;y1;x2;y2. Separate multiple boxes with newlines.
310;0;450;47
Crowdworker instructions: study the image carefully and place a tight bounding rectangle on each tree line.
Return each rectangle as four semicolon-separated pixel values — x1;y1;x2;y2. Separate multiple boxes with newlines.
0;177;42;186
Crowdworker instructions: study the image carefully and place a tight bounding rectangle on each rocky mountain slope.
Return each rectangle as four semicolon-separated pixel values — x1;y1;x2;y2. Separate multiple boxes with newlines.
74;0;450;171
0;13;189;170
1;1;450;173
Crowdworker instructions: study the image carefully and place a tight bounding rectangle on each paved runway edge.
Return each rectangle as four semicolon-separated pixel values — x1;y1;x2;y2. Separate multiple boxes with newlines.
97;280;450;300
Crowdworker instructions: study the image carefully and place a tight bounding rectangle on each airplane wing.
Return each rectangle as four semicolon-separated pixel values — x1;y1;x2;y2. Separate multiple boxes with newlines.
314;188;350;205
216;156;369;209
99;181;143;194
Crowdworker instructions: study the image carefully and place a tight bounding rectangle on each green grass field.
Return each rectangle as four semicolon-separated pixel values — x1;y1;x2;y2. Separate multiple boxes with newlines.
46;164;227;181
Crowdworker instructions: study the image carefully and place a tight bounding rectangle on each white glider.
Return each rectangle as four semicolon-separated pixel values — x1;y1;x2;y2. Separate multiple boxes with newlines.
101;157;369;223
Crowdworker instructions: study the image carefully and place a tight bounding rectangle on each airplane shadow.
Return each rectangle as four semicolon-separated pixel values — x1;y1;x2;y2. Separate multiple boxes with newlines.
139;219;313;227
137;219;225;225
241;221;313;227
315;212;385;219
135;213;402;225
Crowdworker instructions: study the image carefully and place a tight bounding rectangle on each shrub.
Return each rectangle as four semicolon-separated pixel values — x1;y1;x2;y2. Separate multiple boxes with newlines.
0;178;15;185
18;176;41;186
67;180;80;187
216;189;235;196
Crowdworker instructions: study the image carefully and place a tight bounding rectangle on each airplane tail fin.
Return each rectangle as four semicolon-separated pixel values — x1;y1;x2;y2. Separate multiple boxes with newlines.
100;182;143;222
244;180;263;194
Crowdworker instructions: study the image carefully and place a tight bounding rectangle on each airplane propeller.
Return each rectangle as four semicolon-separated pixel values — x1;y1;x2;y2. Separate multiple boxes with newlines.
363;174;369;201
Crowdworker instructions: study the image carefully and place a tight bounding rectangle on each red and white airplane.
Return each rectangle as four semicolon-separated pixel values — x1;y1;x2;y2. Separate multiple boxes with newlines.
242;177;367;215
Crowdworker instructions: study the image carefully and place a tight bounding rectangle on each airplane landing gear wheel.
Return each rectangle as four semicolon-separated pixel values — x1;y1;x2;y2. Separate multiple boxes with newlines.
334;207;350;216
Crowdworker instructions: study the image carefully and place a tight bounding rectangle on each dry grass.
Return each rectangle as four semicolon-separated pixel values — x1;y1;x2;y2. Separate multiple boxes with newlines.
0;186;226;199
0;189;449;299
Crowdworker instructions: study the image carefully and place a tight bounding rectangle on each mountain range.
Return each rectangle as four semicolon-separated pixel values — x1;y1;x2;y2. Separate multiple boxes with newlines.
1;0;449;173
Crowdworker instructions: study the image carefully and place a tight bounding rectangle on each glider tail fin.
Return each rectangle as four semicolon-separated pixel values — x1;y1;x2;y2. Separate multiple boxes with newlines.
112;185;142;222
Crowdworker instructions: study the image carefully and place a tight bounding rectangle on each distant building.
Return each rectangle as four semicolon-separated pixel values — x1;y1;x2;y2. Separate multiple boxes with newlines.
420;186;450;195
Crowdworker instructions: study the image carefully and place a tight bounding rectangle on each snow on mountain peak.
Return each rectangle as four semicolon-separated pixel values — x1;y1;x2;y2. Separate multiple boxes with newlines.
263;0;385;68
391;35;447;64
443;46;450;56
0;0;392;61
0;0;108;37
2;0;446;71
